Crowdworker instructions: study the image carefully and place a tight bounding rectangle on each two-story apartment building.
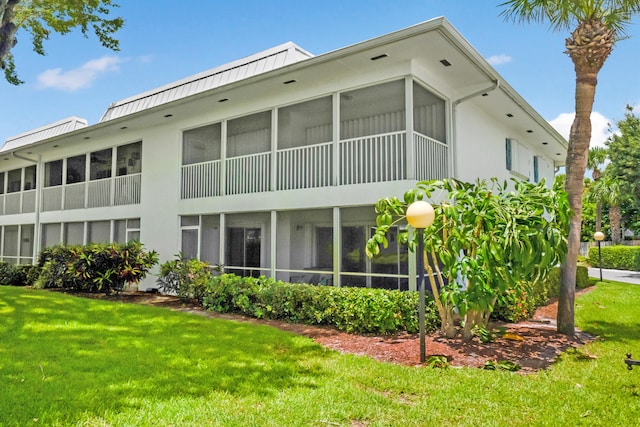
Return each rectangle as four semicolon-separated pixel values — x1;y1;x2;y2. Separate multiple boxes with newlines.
0;17;566;291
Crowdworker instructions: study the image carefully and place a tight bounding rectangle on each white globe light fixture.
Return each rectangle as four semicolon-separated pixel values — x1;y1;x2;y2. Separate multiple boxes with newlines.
406;200;435;229
406;200;435;363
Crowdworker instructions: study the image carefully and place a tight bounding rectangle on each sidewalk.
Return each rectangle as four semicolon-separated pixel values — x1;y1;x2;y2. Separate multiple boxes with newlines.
588;267;640;285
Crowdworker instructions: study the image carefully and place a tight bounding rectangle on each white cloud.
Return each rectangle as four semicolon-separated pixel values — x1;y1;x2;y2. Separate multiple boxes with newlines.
37;56;126;91
549;111;611;148
487;54;512;66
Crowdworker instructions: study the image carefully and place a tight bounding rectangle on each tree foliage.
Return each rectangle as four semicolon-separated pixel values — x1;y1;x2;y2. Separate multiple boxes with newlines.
366;178;570;340
500;0;640;336
606;105;640;207
0;0;123;84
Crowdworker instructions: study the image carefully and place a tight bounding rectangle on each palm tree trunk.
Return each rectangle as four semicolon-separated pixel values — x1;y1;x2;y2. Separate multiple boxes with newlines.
610;205;622;245
595;202;602;232
559;68;598;336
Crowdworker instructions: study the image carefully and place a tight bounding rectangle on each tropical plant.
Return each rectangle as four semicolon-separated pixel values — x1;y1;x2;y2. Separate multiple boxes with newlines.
0;0;123;84
500;0;640;335
589;174;626;243
156;253;212;303
35;241;158;294
587;146;608;231
366;178;570;340
606;105;640;207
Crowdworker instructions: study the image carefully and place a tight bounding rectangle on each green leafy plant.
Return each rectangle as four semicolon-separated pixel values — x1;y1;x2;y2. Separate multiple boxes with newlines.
367;178;570;340
588;245;640;271
0;262;40;287
156;253;212;303
34;242;158;295
426;355;450;368
483;360;521;372
471;324;497;344
203;274;438;335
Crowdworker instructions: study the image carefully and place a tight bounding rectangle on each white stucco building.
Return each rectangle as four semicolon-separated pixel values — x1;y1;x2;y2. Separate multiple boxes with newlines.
0;17;566;291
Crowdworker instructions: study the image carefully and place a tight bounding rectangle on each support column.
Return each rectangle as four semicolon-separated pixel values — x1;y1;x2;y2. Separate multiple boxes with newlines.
270;210;277;278
333;207;340;287
405;76;415;180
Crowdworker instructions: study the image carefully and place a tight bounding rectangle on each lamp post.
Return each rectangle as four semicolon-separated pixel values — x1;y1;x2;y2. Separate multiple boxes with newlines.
406;200;435;363
594;231;605;282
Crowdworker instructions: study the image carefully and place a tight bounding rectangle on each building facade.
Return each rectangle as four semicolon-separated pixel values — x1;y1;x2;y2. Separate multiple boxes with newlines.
0;18;566;291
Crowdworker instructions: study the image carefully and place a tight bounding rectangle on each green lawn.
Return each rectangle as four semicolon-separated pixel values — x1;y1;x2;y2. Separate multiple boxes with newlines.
1;283;639;426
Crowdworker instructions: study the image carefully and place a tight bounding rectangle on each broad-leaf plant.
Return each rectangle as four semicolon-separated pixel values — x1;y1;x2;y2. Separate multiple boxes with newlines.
366;178;570;340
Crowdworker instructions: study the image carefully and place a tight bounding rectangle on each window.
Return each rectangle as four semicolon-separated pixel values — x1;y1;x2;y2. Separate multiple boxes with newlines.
116;141;142;176
64;222;84;245
533;156;539;183
340;80;405;140
226;227;261;277
114;218;140;243
227;111;271;157
41;223;62;249
183;124;221;165
7;169;21;193
66;155;86;184
20;224;34;263
181;216;200;259
90;149;112;180
23;166;36;191
3;225;18;258
414;82;446;143
0;172;5;194
88;221;110;243
278;97;332;149
45;160;63;187
505;138;530;179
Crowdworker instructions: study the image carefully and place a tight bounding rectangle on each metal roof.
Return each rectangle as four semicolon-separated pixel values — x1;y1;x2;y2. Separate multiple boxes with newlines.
1;116;88;154
99;42;314;122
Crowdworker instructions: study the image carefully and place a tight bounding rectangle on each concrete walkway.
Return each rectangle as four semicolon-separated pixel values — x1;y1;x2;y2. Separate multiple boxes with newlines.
588;267;640;285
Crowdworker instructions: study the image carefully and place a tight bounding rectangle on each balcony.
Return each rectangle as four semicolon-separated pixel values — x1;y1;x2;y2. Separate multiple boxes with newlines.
180;131;447;199
41;173;141;212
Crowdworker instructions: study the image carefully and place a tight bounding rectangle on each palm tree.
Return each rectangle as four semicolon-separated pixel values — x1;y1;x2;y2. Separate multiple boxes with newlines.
587;146;608;231
499;0;640;335
589;174;625;243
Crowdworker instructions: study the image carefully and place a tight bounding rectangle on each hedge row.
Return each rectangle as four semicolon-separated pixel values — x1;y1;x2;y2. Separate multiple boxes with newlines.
203;274;438;335
588;245;640;271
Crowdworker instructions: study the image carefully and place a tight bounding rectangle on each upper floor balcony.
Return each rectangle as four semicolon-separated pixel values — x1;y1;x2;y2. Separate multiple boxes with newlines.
181;78;449;199
181;131;447;198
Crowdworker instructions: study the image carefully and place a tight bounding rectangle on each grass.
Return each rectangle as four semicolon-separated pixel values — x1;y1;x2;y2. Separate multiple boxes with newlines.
1;283;640;426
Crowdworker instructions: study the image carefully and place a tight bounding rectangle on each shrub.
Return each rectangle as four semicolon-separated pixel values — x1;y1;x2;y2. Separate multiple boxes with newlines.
156;254;212;302
493;280;547;323
588;245;640;271
493;266;589;322
34;245;79;290
34;242;158;294
202;274;438;335
0;263;40;286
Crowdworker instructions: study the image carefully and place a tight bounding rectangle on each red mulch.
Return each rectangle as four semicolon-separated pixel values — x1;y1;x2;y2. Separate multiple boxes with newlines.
91;287;596;373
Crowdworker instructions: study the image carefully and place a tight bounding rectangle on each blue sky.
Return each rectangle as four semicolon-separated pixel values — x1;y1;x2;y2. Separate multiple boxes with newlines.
2;0;639;146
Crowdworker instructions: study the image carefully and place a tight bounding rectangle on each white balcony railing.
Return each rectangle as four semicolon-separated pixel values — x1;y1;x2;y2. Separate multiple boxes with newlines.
339;132;406;185
226;152;270;195
39;174;142;213
114;174;141;206
414;132;448;181
179;130;449;199
277;142;332;190
181;160;221;199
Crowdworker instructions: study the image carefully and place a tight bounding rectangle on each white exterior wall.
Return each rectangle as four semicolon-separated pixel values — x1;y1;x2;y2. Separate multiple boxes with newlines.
454;101;557;186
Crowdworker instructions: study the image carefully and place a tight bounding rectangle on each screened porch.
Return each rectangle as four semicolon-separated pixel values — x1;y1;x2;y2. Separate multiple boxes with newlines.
181;79;448;199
